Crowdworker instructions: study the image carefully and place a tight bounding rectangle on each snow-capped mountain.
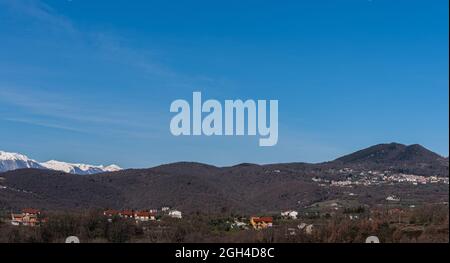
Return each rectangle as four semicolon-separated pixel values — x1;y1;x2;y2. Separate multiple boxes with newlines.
0;150;122;174
41;160;122;175
0;151;44;171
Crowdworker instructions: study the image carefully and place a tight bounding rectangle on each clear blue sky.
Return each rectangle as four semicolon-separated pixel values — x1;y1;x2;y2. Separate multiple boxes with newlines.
0;0;448;168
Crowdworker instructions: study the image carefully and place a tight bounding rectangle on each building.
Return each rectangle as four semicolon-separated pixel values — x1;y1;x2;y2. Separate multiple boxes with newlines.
103;210;120;217
281;210;298;219
134;211;156;222
297;222;315;234
119;210;134;218
11;209;42;226
231;219;248;230
386;195;400;202
22;208;40;216
298;223;314;235
103;209;157;222
250;217;273;230
168;210;182;219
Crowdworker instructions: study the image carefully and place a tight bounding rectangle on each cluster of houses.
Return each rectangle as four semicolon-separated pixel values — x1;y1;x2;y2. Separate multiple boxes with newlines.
313;169;449;188
8;207;183;226
10;208;45;227
103;207;182;222
8;207;302;231
103;210;156;222
382;174;449;185
231;216;275;230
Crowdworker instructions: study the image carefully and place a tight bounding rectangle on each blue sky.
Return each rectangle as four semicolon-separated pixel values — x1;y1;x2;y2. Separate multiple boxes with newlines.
0;0;448;168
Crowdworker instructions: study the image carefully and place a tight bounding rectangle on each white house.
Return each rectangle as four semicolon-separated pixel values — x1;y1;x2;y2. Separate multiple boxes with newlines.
386;195;400;202
297;223;314;235
168;210;182;219
231;220;248;230
134;211;156;222
281;210;298;220
305;224;314;235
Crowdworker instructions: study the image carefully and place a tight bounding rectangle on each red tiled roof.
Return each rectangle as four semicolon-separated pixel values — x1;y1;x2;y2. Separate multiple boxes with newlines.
252;217;273;223
135;211;151;217
104;210;120;215
22;208;40;214
12;214;24;219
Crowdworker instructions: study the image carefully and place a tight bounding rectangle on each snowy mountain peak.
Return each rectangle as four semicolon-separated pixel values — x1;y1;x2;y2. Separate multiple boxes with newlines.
0;150;44;172
0;150;122;175
40;160;79;174
0;151;36;162
104;164;122;172
41;160;123;175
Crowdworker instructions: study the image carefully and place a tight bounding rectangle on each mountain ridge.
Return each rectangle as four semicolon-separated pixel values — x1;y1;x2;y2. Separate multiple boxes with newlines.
0;142;448;213
0;150;122;175
1;142;448;175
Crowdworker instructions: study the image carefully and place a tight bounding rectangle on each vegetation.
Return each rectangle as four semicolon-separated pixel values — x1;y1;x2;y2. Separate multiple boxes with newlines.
0;204;447;243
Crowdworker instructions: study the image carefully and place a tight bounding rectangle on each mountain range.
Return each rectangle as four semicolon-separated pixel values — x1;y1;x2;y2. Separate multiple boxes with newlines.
0;151;122;175
0;143;448;214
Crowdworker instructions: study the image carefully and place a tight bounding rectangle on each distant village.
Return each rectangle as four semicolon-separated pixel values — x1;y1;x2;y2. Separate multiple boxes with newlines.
312;168;449;188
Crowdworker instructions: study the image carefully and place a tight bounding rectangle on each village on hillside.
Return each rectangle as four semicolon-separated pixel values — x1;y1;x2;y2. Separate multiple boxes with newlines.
311;168;449;188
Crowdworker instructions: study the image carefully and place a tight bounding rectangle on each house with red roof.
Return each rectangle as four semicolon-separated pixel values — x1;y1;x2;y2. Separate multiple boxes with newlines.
103;209;157;222
134;211;156;222
250;217;273;230
103;210;120;217
11;209;42;226
119;210;134;218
